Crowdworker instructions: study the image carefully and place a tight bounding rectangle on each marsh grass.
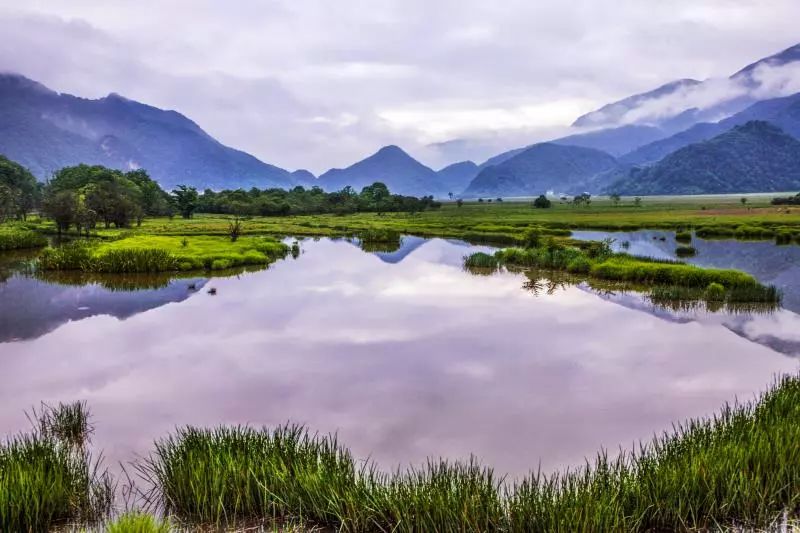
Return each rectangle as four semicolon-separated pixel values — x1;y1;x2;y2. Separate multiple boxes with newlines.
36;235;289;274
126;375;800;531
675;230;692;242
0;402;112;531
106;511;171;533
0;225;48;250
675;245;697;257
464;252;500;269
358;228;401;243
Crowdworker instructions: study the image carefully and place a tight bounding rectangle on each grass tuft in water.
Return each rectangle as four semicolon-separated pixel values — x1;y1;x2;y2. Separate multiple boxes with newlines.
106;511;171;533
464;252;500;269
675;245;697;257
0;402;112;532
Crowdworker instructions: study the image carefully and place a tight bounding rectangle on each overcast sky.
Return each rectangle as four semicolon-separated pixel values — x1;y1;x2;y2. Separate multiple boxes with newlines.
1;0;799;173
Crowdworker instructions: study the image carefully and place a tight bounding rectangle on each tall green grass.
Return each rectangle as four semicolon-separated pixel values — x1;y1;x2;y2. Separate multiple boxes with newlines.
0;402;112;531
0;225;48;251
132;375;800;531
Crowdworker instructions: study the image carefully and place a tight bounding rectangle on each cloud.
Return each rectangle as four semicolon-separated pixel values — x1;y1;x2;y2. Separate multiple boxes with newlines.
1;1;800;171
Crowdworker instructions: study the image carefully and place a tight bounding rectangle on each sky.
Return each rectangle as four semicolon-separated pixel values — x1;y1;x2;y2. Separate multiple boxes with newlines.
0;0;799;174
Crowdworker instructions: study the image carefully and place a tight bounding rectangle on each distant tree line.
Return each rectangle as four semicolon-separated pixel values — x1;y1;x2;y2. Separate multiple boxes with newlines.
0;156;441;232
771;192;800;206
191;182;441;217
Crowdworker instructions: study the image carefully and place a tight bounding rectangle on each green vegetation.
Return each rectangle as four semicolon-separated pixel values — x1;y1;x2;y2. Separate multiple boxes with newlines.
675;244;696;257
38;235;288;273
4;377;800;530
0;154;40;221
197;181;441;216
532;194;551;208
475;237;779;304
137;376;800;530
0;402;112;532
674;230;692;242
464;252;500;269
106;511;171;533
0;224;47;250
771;192;800;205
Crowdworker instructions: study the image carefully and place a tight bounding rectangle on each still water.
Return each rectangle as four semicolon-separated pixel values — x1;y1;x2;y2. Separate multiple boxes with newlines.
0;236;798;478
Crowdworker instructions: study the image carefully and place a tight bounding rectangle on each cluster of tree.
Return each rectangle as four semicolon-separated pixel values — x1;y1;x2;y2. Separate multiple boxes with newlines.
185;182;441;217
41;165;171;234
533;195;552;208
0;155;41;221
771;192;800;206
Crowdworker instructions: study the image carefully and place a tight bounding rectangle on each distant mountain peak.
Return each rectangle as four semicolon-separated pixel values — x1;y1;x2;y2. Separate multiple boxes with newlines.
0;72;56;95
732;42;800;79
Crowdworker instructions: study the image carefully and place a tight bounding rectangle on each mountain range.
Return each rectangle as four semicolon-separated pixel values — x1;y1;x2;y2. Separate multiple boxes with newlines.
0;73;296;190
2;42;800;197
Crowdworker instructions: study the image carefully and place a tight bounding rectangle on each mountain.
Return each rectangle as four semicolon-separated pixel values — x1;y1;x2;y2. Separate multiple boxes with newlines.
436;161;479;195
291;169;317;188
318;145;441;196
621;92;800;165
573;43;800;132
551;124;667;156
463;143;618;197
0;73;295;190
607;121;800;195
572;79;701;129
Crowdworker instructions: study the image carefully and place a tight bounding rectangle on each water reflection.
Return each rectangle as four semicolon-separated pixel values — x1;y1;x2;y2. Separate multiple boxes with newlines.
0;237;797;479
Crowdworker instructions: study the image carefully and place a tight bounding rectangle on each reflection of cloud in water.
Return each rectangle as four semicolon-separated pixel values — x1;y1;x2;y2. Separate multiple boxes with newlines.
0;238;797;481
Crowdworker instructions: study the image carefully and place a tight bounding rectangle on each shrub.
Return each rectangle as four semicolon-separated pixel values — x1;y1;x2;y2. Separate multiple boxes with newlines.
532;195;551;209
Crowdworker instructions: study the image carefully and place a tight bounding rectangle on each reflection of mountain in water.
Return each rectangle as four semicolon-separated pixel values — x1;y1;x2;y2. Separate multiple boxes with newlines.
355;235;480;264
0;274;206;342
585;285;800;358
572;230;800;313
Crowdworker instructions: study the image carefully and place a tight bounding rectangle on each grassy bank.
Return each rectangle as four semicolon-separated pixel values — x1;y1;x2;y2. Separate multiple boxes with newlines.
36;235;289;273
0;224;48;251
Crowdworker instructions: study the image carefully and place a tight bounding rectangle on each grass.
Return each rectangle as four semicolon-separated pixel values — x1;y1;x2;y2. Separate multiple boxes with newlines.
126;375;800;531
464;252;500;269
675;230;692;242
0;224;48;251
482;240;781;304
0;402;112;532
106;511;171;533
675;244;697;257
4;376;800;530
36;235;289;273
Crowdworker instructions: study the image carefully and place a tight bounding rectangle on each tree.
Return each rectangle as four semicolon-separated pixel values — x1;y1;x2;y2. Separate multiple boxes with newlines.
359;182;391;214
172;185;199;219
0;155;39;220
456;198;463;208
610;193;621;206
740;197;748;206
42;190;78;235
533;195;552;209
634;196;642;207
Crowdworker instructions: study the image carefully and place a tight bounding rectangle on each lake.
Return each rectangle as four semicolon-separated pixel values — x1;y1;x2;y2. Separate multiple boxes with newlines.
0;235;798;479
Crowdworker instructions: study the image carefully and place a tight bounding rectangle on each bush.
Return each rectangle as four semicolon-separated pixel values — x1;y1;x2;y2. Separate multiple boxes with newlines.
532;195;552;209
705;282;726;301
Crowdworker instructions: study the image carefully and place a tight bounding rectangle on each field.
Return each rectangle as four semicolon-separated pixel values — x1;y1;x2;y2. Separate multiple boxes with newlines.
28;194;799;243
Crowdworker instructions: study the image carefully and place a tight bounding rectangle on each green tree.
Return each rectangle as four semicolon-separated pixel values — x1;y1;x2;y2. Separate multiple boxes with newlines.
172;185;199;219
533;195;552;209
42;190;79;235
0;155;39;220
610;193;621;206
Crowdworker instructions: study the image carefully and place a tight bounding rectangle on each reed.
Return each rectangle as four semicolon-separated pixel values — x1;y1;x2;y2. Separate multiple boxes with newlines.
674;230;692;242
0;402;112;531
463;252;500;269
